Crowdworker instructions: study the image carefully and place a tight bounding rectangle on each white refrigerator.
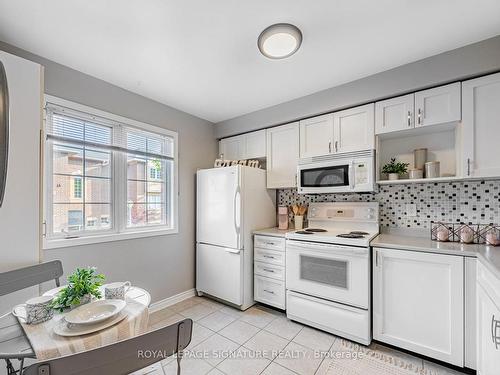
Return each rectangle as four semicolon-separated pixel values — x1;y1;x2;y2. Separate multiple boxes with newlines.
196;165;275;310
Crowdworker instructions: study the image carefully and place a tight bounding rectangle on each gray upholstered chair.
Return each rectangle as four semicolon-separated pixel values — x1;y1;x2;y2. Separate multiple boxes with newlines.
22;319;193;375
0;260;64;375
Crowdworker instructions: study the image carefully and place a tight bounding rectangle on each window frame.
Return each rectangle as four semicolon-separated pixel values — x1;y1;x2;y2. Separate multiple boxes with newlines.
43;95;179;250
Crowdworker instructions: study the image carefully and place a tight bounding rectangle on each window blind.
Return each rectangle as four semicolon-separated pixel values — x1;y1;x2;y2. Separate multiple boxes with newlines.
45;103;174;161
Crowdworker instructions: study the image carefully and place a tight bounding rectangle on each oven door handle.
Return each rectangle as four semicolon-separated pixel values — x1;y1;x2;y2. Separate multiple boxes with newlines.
286;240;368;256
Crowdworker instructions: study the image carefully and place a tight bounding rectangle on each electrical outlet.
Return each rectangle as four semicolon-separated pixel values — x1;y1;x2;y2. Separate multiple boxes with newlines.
406;204;417;217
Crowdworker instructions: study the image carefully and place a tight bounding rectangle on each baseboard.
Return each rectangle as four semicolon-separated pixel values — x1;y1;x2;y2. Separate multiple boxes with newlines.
148;288;196;313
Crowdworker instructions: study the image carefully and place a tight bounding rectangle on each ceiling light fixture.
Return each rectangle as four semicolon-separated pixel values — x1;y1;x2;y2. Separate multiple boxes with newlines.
258;23;302;59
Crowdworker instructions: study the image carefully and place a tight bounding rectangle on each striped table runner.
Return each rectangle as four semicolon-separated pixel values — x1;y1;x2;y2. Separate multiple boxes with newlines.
19;300;149;361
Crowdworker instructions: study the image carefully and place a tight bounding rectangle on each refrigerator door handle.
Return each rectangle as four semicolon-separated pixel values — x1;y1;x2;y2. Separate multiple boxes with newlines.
0;61;9;208
225;248;241;254
233;185;241;237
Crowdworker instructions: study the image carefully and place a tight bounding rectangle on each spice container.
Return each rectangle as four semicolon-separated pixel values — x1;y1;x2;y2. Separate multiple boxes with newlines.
278;206;289;230
409;169;423;179
425;161;440;179
414;148;427;171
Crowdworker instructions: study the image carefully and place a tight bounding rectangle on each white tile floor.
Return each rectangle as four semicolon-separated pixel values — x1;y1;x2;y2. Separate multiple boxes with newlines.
134;296;468;375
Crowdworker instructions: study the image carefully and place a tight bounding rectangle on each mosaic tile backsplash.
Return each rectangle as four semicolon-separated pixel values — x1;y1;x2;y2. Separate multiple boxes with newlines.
277;180;500;229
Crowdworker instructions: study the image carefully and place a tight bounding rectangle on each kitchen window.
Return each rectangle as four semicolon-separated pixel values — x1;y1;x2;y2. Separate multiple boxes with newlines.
43;96;178;249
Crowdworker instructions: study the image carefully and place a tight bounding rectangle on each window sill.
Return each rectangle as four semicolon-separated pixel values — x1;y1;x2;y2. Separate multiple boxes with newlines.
43;227;178;250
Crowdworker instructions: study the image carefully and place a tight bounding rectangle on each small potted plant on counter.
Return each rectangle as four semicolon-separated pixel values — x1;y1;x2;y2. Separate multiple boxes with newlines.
382;158;409;180
50;267;105;312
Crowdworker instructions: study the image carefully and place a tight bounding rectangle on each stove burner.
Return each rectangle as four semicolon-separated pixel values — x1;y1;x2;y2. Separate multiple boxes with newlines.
337;233;365;239
296;230;314;235
305;228;328;232
349;231;369;235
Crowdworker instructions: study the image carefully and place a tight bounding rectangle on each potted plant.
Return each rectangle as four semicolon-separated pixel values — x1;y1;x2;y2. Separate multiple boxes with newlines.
50;267;105;312
382;158;409;180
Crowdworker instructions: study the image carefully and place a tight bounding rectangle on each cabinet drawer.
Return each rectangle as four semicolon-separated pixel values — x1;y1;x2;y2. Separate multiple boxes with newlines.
254;261;285;281
254;235;285;251
254;248;285;266
254;275;285;309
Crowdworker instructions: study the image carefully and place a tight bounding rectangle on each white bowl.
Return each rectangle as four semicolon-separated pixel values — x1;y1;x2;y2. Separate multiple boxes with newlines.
64;299;126;325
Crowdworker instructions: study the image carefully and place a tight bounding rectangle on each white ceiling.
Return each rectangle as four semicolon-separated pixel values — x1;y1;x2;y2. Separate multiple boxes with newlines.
1;1;500;123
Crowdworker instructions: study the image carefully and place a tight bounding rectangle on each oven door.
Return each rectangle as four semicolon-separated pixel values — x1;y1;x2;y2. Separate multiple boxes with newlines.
297;161;351;194
286;240;369;309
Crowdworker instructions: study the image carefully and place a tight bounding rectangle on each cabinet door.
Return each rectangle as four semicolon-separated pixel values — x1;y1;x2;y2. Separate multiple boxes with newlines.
266;122;299;188
414;82;461;127
245;130;266;159
462;72;500;178
373;248;464;366
299;114;334;158
476;284;500;375
219;135;244;160
333;103;374;153
375;94;414;134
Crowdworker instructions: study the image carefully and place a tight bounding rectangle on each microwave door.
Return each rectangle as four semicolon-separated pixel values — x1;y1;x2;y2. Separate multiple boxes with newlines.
300;164;349;192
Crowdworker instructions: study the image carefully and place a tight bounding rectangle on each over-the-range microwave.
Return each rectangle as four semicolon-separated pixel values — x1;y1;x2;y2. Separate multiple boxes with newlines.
297;150;375;194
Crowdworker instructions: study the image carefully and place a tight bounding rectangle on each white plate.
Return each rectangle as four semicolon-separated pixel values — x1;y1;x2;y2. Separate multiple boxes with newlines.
64;299;126;325
54;311;127;337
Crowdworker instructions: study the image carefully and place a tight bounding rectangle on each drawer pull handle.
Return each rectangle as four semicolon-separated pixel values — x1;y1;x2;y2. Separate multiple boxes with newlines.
263;289;275;295
266;242;275;246
263;255;275;259
263;268;275;273
492;314;500;350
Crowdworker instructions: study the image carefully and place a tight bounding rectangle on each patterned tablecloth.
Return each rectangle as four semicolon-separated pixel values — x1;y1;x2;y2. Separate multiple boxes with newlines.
18;299;149;361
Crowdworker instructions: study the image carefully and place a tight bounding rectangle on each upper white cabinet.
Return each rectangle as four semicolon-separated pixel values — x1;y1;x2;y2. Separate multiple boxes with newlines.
219;135;244;160
299;113;334;158
219;130;266;160
266;122;299;188
462;72;500;178
244;130;266;159
373;247;464;366
375;82;461;135
476;262;500;375
415;82;461;127
333;103;374;153
300;104;375;158
375;94;414;134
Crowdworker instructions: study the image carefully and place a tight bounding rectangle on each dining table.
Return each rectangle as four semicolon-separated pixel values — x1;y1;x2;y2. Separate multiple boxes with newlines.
0;284;151;374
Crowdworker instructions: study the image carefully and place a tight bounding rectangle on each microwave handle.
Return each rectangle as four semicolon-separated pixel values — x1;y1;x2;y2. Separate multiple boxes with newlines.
349;162;355;189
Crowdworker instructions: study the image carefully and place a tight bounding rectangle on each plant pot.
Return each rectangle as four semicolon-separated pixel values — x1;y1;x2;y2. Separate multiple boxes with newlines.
71;294;92;309
388;173;399;181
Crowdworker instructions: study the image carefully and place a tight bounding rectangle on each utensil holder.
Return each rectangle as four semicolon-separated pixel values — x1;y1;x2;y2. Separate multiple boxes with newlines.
294;215;304;230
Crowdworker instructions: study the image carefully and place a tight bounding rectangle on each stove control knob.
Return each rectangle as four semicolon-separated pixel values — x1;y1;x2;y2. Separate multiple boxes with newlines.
366;214;374;219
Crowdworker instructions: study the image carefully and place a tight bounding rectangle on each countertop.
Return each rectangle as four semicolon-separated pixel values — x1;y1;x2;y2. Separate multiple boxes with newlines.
253;227;294;238
371;228;500;280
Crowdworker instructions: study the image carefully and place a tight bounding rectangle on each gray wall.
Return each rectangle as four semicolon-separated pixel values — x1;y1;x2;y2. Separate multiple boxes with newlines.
216;34;500;138
0;41;217;304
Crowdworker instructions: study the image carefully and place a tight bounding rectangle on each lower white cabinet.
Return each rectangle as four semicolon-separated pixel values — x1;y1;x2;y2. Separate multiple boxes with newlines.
373;247;464;366
254;275;285;309
476;262;500;375
254;235;286;309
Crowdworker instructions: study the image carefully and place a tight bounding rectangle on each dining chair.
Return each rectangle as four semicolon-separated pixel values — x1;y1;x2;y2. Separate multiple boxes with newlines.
22;318;193;375
0;260;64;375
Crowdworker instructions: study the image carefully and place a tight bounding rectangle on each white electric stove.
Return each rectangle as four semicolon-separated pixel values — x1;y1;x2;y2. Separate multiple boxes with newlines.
285;202;379;345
